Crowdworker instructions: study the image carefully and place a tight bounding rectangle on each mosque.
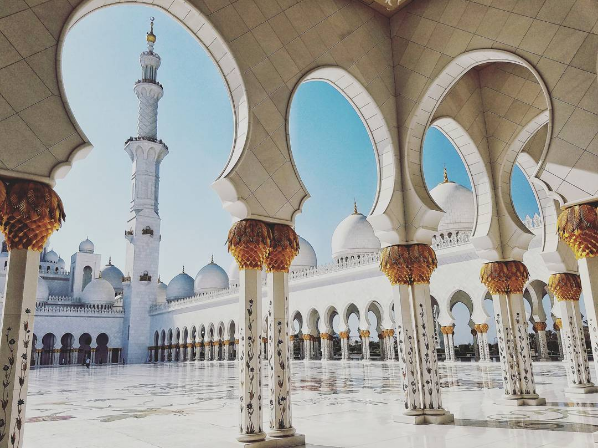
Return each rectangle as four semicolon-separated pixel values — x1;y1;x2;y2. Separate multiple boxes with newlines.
1;1;598;446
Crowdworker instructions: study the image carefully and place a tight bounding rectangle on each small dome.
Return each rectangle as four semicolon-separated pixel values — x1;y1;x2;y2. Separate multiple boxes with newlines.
44;249;59;263
166;268;194;301
157;279;167;304
101;258;124;294
81;277;115;304
429;173;474;233
290;236;317;272
331;204;380;261
194;257;229;294
36;277;49;302
79;238;94;254
57;257;65;268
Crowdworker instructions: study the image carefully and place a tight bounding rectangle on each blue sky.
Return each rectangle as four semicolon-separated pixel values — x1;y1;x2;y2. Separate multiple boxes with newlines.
59;5;540;339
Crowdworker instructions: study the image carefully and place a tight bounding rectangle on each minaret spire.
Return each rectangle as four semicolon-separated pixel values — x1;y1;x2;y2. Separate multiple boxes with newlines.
353;199;358;215
147;17;156;51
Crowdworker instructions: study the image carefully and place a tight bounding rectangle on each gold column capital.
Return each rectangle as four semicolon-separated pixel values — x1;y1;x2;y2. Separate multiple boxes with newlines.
0;179;65;251
380;244;437;285
554;318;562;330
548;272;582;301
302;334;312;341
320;333;331;340
557;202;598;259
440;326;454;335
474;323;489;334
265;223;299;273
480;260;529;294
533;322;547;332
227;219;271;270
339;331;350;339
359;330;370;338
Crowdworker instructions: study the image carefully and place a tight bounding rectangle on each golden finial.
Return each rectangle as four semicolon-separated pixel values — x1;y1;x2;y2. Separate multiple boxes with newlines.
147;17;156;43
182;265;185;274
210;254;214;264
108;256;112;266
443;165;449;183
353;199;358;215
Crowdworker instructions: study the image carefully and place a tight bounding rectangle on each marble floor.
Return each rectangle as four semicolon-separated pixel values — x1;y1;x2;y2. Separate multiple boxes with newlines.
23;361;598;448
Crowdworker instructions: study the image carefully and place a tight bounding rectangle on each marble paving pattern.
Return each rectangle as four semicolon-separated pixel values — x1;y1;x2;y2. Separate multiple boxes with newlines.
23;361;597;447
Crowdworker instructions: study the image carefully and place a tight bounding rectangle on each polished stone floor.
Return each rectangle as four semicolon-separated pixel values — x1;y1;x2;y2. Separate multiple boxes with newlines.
23;361;598;447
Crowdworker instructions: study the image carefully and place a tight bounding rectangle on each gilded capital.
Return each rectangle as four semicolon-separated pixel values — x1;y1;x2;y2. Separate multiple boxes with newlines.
339;331;350;339
380;244;437;285
320;333;330;340
227;219;271;270
440;326;454;335
557;202;598;259
548;273;582;302
359;330;370;338
554;318;562;330
0;179;65;251
474;323;489;334
533;322;547;332
480;260;529;294
265;224;299;273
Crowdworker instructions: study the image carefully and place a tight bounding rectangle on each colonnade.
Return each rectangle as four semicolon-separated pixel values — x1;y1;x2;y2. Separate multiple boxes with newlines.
148;339;239;363
32;347;122;366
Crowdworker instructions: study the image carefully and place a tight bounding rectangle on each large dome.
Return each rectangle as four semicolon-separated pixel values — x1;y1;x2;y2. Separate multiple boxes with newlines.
44;249;59;263
290;236;317;272
331;205;380;261
36;277;49;302
429;174;474;233
194;258;228;294
166;269;194;301
79;238;94;254
101;258;124;294
81;277;115;304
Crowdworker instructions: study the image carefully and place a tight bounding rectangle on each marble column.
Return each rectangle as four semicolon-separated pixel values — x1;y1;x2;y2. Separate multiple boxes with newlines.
472;330;480;361
555;322;564;361
380;244;453;424
481;261;545;405
378;333;385;360
266;270;294;437
0;180;65;448
320;333;331;360
440;326;455;362
303;335;312;361
223;341;230;361
556;203;598;386
360;330;370;361
474;324;490;362
386;330;396;360
549;273;596;393
533;322;550;362
340;332;349;361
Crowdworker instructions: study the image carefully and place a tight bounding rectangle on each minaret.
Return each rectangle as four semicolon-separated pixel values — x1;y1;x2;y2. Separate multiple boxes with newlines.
122;18;168;364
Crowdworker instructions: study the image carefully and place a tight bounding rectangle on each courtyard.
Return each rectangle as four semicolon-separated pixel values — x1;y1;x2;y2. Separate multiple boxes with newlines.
23;361;597;448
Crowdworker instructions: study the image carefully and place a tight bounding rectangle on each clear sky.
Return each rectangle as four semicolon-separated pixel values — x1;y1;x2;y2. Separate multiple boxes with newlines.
59;5;541;343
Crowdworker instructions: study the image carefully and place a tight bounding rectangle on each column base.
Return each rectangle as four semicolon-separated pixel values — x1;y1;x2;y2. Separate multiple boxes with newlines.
499;396;546;406
268;428;296;438
237;432;267;443
393;409;454;425
565;384;598;394
240;434;305;447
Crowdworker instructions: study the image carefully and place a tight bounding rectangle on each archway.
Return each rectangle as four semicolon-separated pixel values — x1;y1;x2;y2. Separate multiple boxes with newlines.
291;311;303;360
449;291;475;362
95;333;109;364
77;333;92;365
59;333;74;365
344;303;361;360
41;333;56;366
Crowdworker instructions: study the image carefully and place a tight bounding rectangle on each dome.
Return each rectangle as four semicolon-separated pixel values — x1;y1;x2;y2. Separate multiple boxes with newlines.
101;258;124;294
290;236;317;272
429;171;474;233
194;257;229;294
331;204;380;261
44;249;59;263
157;279;167;304
81;277;115;304
57;257;65;269
36;277;49;302
79;238;94;254
166;268;194;301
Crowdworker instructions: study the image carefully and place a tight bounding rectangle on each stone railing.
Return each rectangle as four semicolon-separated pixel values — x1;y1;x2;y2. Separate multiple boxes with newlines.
431;231;471;250
46;296;79;304
150;286;240;313
35;303;124;315
289;252;380;282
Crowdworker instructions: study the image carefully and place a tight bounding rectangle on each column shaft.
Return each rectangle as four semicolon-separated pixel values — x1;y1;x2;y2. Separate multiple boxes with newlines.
579;257;598;377
267;271;294;437
238;268;265;442
0;249;40;447
560;300;593;388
